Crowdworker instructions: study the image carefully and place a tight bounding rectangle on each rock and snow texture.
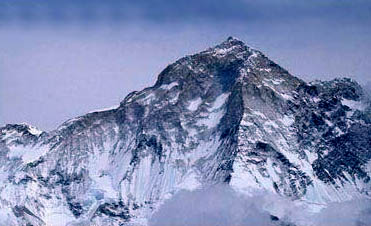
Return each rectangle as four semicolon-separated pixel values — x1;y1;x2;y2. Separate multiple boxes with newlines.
0;37;370;225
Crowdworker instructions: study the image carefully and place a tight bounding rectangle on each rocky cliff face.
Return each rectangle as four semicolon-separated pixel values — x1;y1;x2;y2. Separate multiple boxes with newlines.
1;37;370;225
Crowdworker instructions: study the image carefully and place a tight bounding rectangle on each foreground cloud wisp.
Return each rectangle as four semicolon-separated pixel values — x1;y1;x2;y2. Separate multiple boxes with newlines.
149;185;371;226
312;199;371;226
150;185;273;226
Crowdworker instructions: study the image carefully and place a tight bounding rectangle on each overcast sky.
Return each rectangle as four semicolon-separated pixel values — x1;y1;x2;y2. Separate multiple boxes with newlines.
1;0;370;130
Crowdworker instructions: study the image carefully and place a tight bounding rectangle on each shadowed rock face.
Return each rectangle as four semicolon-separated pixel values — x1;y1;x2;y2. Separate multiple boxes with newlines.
0;37;370;225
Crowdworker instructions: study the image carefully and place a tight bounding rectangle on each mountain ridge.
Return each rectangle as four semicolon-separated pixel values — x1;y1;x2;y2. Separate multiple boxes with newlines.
0;37;370;225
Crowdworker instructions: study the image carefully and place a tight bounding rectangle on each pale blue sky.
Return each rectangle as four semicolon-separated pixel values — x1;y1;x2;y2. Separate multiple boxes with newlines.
1;0;370;130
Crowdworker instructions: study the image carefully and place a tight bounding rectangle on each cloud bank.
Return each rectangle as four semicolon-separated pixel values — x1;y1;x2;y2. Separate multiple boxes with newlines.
149;185;371;226
1;0;370;26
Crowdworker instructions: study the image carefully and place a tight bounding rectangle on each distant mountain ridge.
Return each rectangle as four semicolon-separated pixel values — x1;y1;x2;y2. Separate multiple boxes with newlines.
0;37;370;225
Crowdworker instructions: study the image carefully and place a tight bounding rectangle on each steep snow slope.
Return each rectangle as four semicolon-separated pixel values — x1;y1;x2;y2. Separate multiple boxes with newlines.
0;37;370;225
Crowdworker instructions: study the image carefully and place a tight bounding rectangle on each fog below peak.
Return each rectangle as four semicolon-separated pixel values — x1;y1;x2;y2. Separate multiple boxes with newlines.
149;185;371;226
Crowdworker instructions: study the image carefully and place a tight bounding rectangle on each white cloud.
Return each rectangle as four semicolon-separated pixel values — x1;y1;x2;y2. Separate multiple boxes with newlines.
149;185;371;226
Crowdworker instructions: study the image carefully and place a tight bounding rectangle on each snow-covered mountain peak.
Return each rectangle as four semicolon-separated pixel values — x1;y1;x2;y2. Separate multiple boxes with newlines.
210;36;250;54
152;37;300;104
0;123;42;143
0;38;370;226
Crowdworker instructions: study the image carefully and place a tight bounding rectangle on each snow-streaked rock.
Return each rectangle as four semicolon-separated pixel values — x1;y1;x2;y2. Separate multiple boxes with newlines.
0;37;370;225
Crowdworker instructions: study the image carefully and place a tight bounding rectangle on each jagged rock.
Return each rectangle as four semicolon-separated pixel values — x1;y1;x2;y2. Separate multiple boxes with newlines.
0;37;370;225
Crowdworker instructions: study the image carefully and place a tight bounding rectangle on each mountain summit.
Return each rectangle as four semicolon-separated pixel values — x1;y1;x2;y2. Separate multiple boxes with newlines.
0;38;370;225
